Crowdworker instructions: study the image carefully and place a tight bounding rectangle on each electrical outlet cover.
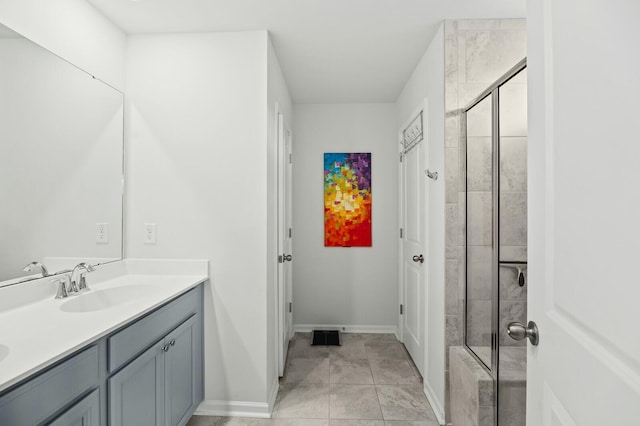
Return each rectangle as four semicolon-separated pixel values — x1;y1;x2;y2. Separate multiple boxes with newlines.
144;223;157;244
96;223;109;244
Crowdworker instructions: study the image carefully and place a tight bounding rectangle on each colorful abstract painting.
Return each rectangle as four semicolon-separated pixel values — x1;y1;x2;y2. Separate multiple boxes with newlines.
324;153;372;247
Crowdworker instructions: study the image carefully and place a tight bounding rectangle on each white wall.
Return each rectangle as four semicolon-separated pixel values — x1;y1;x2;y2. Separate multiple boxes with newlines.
125;31;273;415
395;23;446;422
0;0;126;90
266;35;293;404
292;103;399;331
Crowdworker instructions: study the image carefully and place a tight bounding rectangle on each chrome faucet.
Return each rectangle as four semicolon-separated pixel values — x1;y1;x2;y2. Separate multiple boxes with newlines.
70;263;95;293
22;261;49;277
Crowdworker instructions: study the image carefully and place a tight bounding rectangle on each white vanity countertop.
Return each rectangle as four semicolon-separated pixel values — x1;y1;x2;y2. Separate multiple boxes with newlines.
0;259;208;393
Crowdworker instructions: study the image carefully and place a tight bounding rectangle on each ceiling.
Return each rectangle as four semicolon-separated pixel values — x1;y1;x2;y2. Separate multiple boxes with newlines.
87;0;526;103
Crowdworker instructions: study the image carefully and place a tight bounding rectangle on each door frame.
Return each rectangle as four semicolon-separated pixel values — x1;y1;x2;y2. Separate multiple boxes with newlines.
398;100;429;376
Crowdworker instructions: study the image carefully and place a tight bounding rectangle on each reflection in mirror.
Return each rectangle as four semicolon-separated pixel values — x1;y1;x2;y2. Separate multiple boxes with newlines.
0;22;124;286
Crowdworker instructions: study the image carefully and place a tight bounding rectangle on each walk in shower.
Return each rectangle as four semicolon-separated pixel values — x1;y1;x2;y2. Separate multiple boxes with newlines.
464;58;528;426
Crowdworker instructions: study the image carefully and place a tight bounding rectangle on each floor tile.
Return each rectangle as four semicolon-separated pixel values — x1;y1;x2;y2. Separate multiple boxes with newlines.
375;385;436;421
292;338;331;359
369;359;419;385
330;340;368;360
365;342;409;361
330;359;374;384
329;384;383;420
285;357;330;384
215;418;272;425
330;420;385;425
383;422;439;426
272;419;329;425
187;415;219;426
272;383;330;418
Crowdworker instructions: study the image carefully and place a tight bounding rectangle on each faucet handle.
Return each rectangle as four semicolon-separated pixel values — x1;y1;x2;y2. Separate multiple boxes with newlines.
78;272;91;292
52;277;68;299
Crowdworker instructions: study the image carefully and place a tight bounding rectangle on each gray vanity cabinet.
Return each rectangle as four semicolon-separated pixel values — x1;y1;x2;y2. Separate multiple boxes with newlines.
109;314;201;426
50;389;100;426
0;284;204;426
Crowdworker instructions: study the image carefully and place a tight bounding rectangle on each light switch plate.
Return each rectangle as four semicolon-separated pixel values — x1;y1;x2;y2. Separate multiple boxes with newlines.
96;223;109;244
144;223;157;244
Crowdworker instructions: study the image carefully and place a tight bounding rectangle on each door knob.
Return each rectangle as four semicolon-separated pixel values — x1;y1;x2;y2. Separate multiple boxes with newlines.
412;254;424;264
284;254;292;262
507;321;539;346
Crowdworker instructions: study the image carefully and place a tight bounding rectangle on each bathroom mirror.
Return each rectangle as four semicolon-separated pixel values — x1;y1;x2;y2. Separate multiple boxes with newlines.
0;22;124;286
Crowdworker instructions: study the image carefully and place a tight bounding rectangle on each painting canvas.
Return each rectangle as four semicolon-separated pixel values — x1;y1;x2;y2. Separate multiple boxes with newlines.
324;153;372;247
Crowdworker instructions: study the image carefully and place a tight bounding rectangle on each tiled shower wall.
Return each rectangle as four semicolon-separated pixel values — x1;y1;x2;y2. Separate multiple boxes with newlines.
444;19;527;423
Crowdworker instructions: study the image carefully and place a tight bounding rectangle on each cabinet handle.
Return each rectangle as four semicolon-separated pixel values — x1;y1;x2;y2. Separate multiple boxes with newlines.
162;344;170;352
170;339;176;346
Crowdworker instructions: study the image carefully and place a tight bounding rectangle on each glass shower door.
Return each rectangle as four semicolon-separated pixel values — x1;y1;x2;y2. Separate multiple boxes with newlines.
498;67;528;426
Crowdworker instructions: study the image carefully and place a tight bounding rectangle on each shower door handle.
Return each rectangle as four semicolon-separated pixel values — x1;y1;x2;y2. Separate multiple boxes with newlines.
507;321;539;346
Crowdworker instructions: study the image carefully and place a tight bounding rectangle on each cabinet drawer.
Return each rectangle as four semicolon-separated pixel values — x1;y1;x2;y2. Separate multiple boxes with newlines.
0;345;99;426
108;287;200;373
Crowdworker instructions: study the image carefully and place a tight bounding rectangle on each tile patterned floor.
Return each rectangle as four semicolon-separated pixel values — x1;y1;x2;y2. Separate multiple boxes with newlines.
187;333;440;426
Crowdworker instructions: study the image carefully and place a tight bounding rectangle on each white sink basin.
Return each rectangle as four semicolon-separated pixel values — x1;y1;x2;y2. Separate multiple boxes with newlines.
60;285;151;313
0;345;9;363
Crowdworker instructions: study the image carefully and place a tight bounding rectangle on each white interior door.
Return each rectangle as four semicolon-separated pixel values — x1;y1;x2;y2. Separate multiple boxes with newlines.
277;112;294;377
400;111;426;375
527;0;640;424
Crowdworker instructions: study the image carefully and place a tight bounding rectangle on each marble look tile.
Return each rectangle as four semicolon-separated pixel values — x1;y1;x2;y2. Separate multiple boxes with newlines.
499;301;527;346
499;265;527;301
330;420;384;426
458;19;500;31
445;115;459;148
499;246;527;263
215;418;272;425
445;148;459;203
500;191;527;247
376;385;436;422
466;137;492;192
445;260;459;315
187;415;219;426
499;19;526;30
500;137;527;191
330;359;374;384
330;340;368;360
465;299;492;349
273;420;329;426
445;204;459;259
284;357;330;384
466;191;492;246
445;315;462;350
384;421;439;426
330;384;383;420
370;359;420;385
466;94;492;137
365;342;409;361
464;30;527;84
292;338;331;359
272;383;330;419
500;82;528;137
498;380;526;426
478;405;495;426
467;245;492;300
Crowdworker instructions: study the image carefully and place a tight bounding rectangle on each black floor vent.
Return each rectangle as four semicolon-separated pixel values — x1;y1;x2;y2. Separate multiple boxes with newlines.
311;330;342;346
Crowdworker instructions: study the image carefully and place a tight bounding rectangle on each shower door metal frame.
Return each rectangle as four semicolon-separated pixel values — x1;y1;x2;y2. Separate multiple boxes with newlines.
463;57;527;426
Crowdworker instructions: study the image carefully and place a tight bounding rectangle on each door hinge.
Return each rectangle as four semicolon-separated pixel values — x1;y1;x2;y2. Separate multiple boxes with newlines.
288;228;292;238
400;228;403;238
289;153;292;164
289;302;292;313
278;255;283;263
400;304;404;315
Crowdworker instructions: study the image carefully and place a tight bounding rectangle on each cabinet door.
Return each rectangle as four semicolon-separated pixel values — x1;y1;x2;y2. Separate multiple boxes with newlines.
109;341;165;426
49;389;100;426
164;314;201;426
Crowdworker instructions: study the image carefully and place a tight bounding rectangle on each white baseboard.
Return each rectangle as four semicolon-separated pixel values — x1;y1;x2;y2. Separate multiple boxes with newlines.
423;380;446;425
194;399;271;418
293;324;398;334
268;378;279;414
